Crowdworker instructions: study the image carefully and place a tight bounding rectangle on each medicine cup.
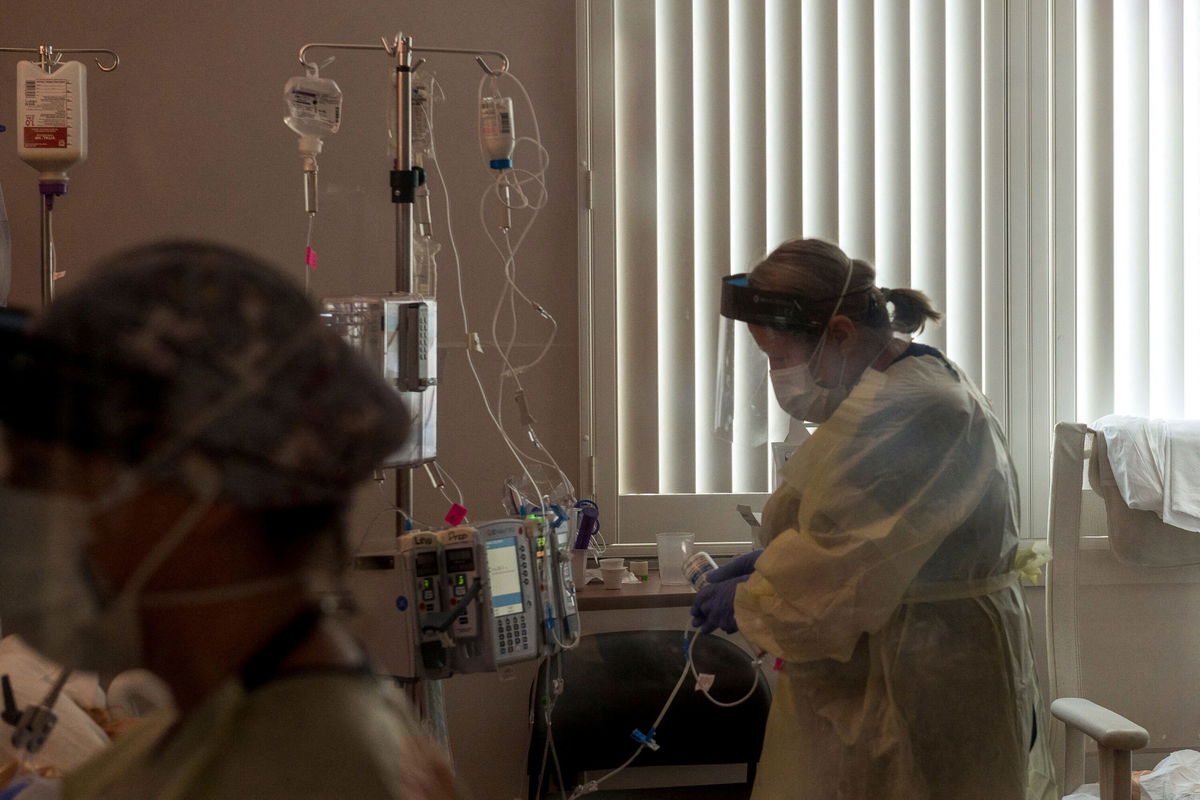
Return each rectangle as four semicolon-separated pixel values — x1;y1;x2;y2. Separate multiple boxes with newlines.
600;558;626;590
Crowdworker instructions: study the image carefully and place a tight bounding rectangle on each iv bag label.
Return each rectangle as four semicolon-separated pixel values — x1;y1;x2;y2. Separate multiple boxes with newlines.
287;88;341;127
22;79;72;149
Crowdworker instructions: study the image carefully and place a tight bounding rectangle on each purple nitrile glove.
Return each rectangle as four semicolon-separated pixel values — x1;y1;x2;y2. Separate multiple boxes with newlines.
690;574;749;634
706;548;763;584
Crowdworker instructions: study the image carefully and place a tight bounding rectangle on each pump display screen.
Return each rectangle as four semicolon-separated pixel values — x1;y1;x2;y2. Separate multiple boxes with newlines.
414;551;439;577
445;547;475;572
486;537;523;617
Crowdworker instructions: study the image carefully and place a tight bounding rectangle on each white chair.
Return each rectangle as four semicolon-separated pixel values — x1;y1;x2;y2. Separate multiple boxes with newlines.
1047;422;1200;800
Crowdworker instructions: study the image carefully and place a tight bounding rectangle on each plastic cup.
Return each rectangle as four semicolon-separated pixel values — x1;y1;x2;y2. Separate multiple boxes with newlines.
656;532;695;585
571;550;588;587
599;557;625;569
601;566;625;589
629;560;650;581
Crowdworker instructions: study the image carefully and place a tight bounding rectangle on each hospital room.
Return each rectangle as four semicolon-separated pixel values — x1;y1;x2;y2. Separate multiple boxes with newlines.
0;1;1197;798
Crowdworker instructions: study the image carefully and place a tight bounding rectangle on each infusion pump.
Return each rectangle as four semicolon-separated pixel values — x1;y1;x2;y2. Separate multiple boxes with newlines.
350;516;580;680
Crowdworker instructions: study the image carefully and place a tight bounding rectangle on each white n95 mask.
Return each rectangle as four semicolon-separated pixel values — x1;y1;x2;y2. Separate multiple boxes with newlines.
769;361;847;424
0;469;218;675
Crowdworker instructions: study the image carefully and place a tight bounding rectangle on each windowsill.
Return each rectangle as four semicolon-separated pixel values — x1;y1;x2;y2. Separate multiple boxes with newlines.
576;571;696;611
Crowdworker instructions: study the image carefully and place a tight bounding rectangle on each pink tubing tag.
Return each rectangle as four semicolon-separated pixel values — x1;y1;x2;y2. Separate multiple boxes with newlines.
305;246;318;269
774;658;785;671
444;503;469;526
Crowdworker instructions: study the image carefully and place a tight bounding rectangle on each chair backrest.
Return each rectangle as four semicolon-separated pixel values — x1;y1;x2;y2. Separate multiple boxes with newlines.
527;630;772;788
1046;422;1200;780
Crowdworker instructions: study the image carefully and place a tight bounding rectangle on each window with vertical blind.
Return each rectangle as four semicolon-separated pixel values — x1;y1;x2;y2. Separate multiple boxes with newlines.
1056;0;1200;425
579;0;1196;552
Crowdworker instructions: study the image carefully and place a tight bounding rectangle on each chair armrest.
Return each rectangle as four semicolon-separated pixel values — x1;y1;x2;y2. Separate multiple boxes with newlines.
1051;697;1149;750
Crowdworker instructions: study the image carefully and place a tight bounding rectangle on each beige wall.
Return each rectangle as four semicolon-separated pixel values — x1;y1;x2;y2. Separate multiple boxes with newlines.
1;6;1079;799
2;2;577;797
0;0;580;521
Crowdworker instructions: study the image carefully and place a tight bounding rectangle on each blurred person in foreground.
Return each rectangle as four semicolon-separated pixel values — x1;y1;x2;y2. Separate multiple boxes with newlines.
0;241;455;799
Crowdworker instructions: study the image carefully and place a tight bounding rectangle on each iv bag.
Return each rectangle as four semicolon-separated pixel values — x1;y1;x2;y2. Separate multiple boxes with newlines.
283;73;343;147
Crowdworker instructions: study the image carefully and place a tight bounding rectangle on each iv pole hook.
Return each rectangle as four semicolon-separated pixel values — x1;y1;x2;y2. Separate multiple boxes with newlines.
57;48;120;72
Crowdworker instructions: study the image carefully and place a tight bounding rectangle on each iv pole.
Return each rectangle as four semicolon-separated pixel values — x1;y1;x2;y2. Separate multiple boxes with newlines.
295;32;508;742
0;45;120;306
297;34;507;517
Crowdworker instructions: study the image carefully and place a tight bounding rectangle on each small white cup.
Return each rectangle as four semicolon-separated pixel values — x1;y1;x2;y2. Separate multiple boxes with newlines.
601;566;625;589
629;560;650;581
599;557;625;569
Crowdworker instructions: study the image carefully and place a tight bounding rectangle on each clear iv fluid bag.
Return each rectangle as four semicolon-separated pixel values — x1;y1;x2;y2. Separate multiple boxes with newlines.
16;60;88;183
283;74;342;151
389;70;435;162
480;96;515;166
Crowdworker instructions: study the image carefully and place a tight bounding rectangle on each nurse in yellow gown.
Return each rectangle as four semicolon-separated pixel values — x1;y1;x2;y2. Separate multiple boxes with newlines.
696;238;1056;800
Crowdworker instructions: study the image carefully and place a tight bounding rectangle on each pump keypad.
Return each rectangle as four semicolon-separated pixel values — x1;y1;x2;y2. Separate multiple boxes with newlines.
497;615;529;655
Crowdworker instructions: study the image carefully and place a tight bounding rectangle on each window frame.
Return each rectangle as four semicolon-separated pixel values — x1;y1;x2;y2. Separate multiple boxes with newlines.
578;0;1057;554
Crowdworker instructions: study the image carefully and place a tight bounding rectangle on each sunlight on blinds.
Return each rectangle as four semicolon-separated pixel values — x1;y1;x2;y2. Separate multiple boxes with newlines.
613;0;1009;494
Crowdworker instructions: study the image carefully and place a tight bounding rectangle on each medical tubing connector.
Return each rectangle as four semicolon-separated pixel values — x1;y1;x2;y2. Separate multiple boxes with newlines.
630;728;660;751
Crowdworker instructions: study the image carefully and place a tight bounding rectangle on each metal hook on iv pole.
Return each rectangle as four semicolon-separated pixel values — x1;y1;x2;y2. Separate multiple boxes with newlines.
55;48;120;72
0;46;120;72
298;38;507;75
381;35;509;75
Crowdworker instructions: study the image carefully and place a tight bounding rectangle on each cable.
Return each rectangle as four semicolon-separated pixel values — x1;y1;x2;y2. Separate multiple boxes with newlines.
431;460;466;509
424;79;547;505
352;480;432;554
686;629;765;709
428;77;550;502
565;651;690;800
564;629;764;798
470;69;575;503
303;213;315;294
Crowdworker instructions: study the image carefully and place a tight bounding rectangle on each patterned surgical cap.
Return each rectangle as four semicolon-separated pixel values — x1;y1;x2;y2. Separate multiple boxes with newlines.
28;241;410;508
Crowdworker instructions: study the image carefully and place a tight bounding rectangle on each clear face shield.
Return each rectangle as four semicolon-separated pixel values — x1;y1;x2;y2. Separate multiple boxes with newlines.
714;275;826;450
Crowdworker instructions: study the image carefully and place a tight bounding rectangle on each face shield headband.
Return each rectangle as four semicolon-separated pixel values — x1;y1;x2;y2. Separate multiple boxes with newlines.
720;274;827;333
720;273;888;334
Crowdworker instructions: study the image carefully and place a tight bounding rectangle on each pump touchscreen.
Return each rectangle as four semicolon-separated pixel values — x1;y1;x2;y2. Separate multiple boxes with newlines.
486;537;523;617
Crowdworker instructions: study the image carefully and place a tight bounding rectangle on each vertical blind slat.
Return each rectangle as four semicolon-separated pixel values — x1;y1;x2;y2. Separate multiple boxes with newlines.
656;0;695;492
946;0;984;384
874;0;911;291
838;0;875;257
765;0;805;446
1148;0;1185;417
729;0;769;491
1113;0;1150;415
802;0;840;240
910;0;947;351
983;0;1008;416
1185;0;1200;417
1076;0;1115;423
693;0;733;492
615;0;660;493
